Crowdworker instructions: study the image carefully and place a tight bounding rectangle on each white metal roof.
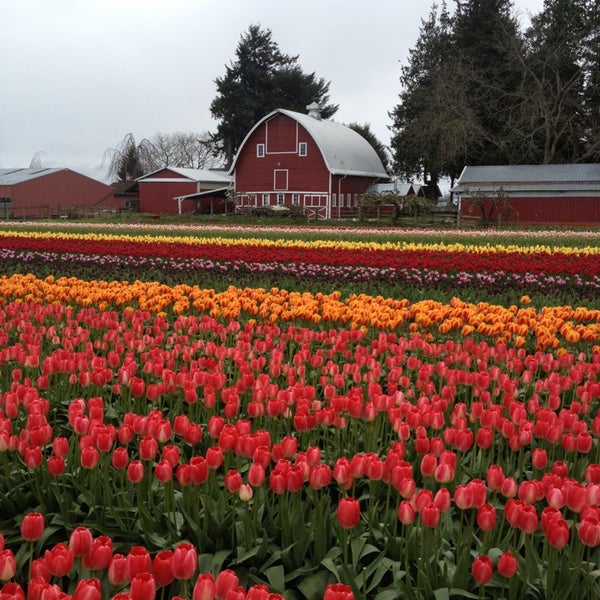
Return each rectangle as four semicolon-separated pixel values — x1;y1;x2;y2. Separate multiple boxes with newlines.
137;167;233;184
452;164;600;194
367;182;417;195
231;109;389;179
0;168;63;185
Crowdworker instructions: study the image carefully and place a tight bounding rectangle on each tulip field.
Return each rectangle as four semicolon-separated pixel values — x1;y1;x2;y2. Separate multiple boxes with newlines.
0;221;599;600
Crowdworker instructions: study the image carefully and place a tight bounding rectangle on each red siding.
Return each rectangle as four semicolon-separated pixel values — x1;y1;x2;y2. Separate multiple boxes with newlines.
138;181;197;214
236;113;330;196
461;196;600;226
0;170;115;218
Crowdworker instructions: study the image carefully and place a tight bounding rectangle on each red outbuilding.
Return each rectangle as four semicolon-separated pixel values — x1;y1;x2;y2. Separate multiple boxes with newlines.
0;168;117;218
230;103;390;219
136;167;233;215
452;164;600;227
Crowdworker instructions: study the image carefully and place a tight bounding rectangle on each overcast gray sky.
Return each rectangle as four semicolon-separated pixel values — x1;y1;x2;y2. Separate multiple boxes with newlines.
1;0;544;182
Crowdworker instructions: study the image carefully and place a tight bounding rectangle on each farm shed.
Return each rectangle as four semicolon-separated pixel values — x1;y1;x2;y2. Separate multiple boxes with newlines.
0;168;116;219
136;167;233;215
451;164;600;227
230;103;389;219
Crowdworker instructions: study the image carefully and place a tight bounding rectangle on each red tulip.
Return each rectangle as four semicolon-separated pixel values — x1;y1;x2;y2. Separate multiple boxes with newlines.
69;527;93;557
21;512;45;542
126;546;152;580
0;551;16;581
127;460;145;484
205;446;224;470
214;569;239;599
193;573;216;600
30;558;51;582
80;446;99;469
397;501;415;525
108;554;128;586
485;465;505;492
44;543;74;577
419;453;437;478
112;447;130;470
336;497;360;529
224;470;242;493
421;502;441;528
154;460;173;483
497;551;518;578
51;437;69;457
471;554;493;585
476;504;497;532
545;517;570;549
139;436;159;461
152;550;174;587
0;582;25;600
82;536;112;571
578;516;600;547
433;488;452;512
73;578;101;600
171;542;197;580
323;583;354;600
130;572;156;600
531;448;548;470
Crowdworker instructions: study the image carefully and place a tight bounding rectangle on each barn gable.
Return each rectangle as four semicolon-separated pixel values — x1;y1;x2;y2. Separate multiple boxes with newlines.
230;105;389;219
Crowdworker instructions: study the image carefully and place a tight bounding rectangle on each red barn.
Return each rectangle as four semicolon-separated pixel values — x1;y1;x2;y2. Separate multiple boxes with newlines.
230;104;389;219
0;168;116;218
136;167;233;215
452;164;600;227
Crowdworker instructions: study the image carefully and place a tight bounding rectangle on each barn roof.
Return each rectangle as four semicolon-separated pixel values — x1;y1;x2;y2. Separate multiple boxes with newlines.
137;167;232;184
231;109;389;179
452;164;600;194
0;168;63;185
367;182;419;196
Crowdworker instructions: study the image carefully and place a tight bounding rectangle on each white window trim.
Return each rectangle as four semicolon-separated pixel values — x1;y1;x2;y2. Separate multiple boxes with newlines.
277;193;285;205
299;142;307;157
262;193;270;206
257;144;265;158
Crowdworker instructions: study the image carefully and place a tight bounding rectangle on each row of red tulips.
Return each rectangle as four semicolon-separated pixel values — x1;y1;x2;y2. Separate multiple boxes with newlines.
0;232;598;277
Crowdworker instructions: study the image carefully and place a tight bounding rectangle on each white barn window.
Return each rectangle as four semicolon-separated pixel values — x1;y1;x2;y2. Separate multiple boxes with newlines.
262;193;270;206
299;142;307;156
257;144;265;158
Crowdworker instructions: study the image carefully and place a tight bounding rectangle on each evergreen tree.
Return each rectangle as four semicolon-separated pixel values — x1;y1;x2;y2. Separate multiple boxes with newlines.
389;2;455;187
211;24;338;167
451;0;525;165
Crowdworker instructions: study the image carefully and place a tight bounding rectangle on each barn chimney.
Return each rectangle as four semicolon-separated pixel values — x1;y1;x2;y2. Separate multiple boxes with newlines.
306;102;322;120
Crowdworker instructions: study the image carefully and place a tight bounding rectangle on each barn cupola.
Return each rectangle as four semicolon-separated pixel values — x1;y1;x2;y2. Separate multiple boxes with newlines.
306;102;322;120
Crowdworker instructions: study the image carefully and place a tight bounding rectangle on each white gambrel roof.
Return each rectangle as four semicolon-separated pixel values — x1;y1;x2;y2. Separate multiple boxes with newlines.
231;109;389;179
137;167;232;184
452;164;600;195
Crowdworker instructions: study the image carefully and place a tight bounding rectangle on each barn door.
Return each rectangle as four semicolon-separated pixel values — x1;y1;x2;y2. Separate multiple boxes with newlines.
303;194;327;220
